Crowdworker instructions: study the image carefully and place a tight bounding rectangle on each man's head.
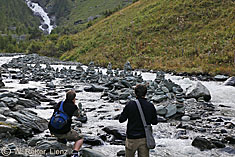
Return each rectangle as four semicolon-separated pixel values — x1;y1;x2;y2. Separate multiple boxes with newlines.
66;90;76;102
135;84;147;98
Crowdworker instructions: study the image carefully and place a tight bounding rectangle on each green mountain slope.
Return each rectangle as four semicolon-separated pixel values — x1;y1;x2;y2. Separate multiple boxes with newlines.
61;0;235;75
47;0;132;34
0;0;40;34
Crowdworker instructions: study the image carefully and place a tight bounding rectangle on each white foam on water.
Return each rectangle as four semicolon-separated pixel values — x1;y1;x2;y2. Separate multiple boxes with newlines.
1;56;235;156
25;0;55;34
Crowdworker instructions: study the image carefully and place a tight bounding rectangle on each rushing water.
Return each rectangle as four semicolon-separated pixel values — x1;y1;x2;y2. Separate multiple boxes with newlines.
25;0;55;34
0;56;235;157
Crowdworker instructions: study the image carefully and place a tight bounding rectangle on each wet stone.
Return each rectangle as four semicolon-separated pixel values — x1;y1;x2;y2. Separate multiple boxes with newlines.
155;105;167;116
117;150;125;156
192;136;215;151
0;114;7;121
181;116;190;121
83;135;104;146
165;104;177;118
102;126;126;140
210;139;226;148
80;148;106;157
224;77;235;87
214;75;229;81
224;136;235;144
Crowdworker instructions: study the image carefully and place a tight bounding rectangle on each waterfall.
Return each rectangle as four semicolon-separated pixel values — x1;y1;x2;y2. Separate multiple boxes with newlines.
25;0;55;34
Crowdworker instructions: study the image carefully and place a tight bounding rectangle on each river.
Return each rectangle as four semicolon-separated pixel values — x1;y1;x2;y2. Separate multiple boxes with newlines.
0;55;234;157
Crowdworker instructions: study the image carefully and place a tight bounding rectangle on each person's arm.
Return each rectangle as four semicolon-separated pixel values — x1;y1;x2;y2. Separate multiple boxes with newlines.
72;105;81;117
53;101;61;114
73;108;81;117
119;103;129;123
151;105;158;125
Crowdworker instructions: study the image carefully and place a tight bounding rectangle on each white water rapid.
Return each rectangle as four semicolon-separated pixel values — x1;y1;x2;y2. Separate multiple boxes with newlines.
0;55;235;157
25;0;55;34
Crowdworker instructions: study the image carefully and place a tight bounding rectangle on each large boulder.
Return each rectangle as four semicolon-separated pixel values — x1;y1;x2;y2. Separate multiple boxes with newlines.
155;105;167;116
165;104;177;118
84;85;106;92
83;135;104;146
0;121;33;137
224;77;235;87
7;110;48;133
42;24;49;29
0;97;18;108
224;135;235;144
192;136;215;151
24;90;52;102
17;98;40;108
102;126;126;140
186;82;211;102
0;122;17;133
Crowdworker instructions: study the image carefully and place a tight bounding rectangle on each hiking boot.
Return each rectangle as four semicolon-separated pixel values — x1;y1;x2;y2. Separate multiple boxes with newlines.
57;139;67;144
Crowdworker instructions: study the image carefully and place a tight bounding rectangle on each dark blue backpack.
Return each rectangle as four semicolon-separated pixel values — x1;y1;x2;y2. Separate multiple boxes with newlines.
50;101;70;129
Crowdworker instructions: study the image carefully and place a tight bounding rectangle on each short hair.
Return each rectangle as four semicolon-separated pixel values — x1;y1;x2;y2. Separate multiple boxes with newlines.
66;90;76;101
135;84;147;98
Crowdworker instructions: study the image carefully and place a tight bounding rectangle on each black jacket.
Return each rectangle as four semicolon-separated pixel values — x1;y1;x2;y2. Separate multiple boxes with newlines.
48;100;79;134
119;98;158;139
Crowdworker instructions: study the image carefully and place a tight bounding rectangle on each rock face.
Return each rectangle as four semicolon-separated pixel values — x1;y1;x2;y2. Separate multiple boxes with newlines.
186;82;211;102
224;77;235;87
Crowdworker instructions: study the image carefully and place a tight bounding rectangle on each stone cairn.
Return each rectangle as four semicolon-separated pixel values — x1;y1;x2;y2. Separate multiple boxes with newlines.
0;68;5;87
2;55;212;120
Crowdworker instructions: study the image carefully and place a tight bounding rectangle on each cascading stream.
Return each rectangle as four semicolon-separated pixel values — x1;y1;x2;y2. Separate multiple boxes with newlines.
25;0;55;34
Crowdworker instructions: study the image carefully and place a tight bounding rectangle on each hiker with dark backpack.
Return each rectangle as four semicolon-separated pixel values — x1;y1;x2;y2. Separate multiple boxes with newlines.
48;90;83;157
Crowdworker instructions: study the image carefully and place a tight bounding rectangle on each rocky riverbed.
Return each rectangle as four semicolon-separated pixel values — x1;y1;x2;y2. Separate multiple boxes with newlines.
0;53;234;157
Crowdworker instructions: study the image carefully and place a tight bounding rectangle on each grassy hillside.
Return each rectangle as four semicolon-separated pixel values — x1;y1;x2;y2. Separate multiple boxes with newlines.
48;0;132;34
61;0;235;75
0;0;40;34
